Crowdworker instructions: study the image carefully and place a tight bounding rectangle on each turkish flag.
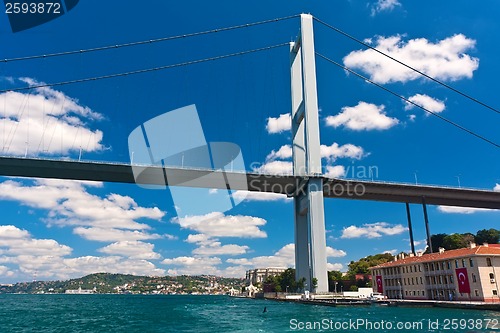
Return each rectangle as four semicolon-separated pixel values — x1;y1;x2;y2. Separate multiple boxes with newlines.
376;275;383;293
456;268;471;294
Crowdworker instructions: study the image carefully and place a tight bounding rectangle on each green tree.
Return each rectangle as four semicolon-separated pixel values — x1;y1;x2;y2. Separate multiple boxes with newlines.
328;270;343;292
476;229;500;244
443;233;468;250
426;233;447;253
347;253;393;278
311;278;318;290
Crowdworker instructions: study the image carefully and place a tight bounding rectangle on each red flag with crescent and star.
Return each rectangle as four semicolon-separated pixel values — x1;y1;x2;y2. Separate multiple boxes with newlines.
456;268;471;293
376;275;383;293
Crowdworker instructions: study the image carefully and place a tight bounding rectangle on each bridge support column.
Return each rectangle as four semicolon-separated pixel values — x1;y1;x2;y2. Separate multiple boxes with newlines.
290;14;328;293
422;197;433;253
405;203;416;255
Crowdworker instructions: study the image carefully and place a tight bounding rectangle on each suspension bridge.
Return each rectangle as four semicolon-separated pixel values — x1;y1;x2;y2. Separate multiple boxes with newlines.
0;14;499;292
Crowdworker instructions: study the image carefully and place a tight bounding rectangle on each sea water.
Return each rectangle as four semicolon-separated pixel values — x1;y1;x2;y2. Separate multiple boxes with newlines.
1;294;500;332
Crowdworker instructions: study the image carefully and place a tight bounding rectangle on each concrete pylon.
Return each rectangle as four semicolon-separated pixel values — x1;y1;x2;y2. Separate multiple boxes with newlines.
290;14;328;293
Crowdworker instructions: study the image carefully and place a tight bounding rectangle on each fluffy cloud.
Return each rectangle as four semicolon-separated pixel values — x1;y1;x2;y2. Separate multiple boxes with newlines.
97;241;161;260
371;0;401;16
162;243;346;278
257;142;364;177
324;165;346;178
0;78;103;156
232;190;290;202
320;142;365;161
343;34;479;84
494;184;500;192
172;212;267;239
437;206;496;214
341;222;407;239
325;102;399;131
266;145;293;161
405;94;446;114
0;178;165;242
0;225;72;257
192;242;249;256
73;227;164;242
253;160;293;175
326;263;344;271
0;226;165;281
162;256;222;276
266;113;291;134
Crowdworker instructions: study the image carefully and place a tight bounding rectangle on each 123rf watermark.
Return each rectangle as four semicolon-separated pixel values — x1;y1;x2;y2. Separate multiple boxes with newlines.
289;318;500;331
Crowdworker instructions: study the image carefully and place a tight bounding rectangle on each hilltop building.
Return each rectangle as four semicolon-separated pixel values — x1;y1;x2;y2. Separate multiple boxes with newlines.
370;243;500;302
245;267;287;286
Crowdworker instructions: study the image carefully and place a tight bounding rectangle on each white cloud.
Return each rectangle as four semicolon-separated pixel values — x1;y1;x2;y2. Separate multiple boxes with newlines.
320;142;366;161
343;34;479;84
253;160;293;175
162;256;222;276
192;242;249;256
232;190;290;202
405;94;445;114
162;243;346;278
172;212;267;239
266;145;293;161
494;184;500;192
437;206;496;214
383;249;398;255
324;165;346;178
371;0;401;16
0;225;72;257
341;222;407;239
0;225;166;281
0;178;165;243
266;113;291;134
325;102;399;131
97;241;161;260
0;78;104;156
326;263;344;271
326;247;347;257
0;179;164;230
73;227;164;242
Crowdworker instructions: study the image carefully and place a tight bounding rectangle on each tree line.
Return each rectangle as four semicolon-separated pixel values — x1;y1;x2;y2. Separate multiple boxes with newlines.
426;228;499;253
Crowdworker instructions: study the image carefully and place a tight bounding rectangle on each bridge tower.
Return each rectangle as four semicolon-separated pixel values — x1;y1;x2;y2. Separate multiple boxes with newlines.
290;14;328;293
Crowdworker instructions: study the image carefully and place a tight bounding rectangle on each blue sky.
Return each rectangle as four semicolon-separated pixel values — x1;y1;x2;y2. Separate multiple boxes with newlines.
0;0;499;283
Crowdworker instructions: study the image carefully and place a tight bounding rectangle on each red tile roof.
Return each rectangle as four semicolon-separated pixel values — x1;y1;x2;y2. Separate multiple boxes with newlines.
370;245;500;269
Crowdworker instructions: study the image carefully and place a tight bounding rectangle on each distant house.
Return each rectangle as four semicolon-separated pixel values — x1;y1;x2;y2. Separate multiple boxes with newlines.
65;286;95;294
245;267;287;286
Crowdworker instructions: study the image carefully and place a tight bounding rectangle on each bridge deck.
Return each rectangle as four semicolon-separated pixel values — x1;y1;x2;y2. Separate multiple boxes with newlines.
0;157;498;209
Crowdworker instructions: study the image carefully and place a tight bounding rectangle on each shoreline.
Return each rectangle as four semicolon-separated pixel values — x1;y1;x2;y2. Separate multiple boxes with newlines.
253;295;500;311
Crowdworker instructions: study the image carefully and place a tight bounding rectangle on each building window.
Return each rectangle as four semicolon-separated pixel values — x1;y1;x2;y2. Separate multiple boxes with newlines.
475;290;479;297
472;274;477;283
462;259;466;268
455;260;459;268
487;258;492;267
422;291;425;296
490;273;495;283
494;290;498;296
420;277;423;284
431;263;435;271
447;261;451;270
441;262;445;270
436;263;440;271
444;276;448;284
450;275;454;284
469;258;474;267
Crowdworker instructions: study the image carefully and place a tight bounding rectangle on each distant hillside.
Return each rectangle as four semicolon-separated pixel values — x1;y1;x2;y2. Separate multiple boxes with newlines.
0;273;245;295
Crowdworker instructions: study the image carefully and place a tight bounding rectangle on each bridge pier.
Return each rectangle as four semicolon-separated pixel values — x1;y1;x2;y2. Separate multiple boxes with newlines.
290;14;328;293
